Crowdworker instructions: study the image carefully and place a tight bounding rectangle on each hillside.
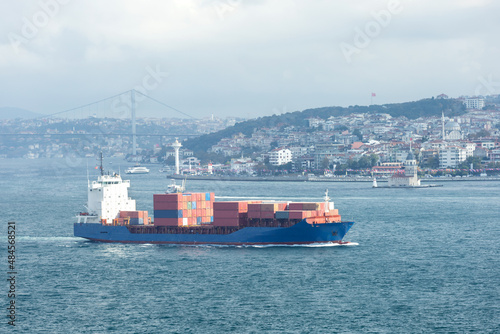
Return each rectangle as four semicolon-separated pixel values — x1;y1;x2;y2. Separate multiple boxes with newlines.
0;107;44;119
184;98;466;153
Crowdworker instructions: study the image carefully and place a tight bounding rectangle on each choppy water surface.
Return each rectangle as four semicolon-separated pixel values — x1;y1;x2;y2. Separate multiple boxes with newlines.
2;158;499;333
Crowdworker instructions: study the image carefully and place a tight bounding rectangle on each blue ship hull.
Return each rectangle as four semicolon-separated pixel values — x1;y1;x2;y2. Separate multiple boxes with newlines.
74;220;354;245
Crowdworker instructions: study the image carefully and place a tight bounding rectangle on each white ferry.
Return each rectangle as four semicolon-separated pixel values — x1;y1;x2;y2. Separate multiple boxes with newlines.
125;166;150;174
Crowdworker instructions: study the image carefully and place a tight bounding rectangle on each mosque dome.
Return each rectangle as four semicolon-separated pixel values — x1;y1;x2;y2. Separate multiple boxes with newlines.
445;121;460;131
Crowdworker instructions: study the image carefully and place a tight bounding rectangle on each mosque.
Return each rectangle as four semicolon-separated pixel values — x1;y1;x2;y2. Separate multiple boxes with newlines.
442;112;462;140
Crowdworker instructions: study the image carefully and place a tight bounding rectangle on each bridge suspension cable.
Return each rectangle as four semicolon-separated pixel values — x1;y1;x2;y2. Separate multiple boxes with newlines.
38;89;195;119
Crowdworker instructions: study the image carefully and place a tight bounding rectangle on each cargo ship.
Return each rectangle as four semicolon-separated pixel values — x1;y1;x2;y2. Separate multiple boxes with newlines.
74;159;355;245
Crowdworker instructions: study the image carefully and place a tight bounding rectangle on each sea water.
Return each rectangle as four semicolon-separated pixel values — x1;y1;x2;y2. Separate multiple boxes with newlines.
1;158;499;333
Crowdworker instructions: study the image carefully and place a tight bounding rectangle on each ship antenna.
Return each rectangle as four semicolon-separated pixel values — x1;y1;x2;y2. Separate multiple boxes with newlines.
324;189;330;213
99;152;104;176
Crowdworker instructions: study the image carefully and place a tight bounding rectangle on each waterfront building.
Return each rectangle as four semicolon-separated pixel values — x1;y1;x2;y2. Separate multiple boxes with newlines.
388;150;420;187
439;146;467;168
269;148;292;166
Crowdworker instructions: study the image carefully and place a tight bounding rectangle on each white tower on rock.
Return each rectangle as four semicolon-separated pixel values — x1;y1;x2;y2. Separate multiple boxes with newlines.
172;138;182;175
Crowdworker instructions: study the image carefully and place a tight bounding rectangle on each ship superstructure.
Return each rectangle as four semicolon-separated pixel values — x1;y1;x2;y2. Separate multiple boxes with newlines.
77;155;136;224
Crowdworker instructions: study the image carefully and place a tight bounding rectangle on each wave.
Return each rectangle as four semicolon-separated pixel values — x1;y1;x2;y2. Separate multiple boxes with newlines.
18;236;80;242
247;242;359;248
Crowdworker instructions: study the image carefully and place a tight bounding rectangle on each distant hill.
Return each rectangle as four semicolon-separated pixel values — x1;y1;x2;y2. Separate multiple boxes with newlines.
184;98;466;153
0;107;44;119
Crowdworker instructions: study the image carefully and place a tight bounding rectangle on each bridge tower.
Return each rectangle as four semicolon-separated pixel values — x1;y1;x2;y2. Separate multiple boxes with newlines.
131;90;137;155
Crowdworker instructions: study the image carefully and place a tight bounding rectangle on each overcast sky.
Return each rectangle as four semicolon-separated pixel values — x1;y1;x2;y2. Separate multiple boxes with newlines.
1;0;499;119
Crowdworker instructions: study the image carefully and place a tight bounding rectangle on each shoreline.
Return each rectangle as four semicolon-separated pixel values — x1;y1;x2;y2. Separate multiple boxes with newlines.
169;174;500;182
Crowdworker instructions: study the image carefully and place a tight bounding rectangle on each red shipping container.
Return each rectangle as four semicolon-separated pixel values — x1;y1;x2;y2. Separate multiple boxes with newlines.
248;203;261;212
260;211;275;219
154;218;181;226
247;211;261;219
214;201;248;212
154;193;184;203
260;203;279;212
289;210;307;220
214;211;241;218
303;203;318;210
154;202;182;210
213;218;240;226
210;193;215;201
288;203;303;210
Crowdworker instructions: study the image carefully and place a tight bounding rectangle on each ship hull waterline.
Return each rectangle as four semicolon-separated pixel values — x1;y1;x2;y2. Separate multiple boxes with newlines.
74;220;354;245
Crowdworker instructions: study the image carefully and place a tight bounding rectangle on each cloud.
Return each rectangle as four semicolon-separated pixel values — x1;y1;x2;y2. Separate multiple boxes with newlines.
0;0;499;118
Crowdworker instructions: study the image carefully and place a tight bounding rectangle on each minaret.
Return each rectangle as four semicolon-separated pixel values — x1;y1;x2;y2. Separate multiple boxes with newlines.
441;111;445;141
172;138;182;175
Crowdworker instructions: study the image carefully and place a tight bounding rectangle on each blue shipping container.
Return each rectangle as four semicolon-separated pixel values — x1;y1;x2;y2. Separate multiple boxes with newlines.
192;202;197;209
205;192;211;201
154;210;182;219
275;211;290;219
129;218;144;225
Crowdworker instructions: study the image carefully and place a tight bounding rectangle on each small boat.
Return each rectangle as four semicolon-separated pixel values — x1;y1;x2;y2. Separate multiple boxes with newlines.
125;166;150;174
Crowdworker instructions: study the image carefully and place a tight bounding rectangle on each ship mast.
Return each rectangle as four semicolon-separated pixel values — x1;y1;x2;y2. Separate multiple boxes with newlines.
324;189;330;213
99;152;104;176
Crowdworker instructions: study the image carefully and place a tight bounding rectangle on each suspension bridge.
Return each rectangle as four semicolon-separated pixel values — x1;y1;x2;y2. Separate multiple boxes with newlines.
6;90;200;155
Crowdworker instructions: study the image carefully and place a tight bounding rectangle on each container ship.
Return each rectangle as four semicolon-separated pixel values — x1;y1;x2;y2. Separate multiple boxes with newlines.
74;163;355;245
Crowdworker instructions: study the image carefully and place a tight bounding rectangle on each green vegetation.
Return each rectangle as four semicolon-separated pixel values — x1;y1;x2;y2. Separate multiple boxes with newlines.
183;98;466;154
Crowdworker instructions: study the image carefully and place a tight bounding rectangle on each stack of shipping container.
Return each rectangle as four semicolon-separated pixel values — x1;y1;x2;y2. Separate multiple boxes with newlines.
153;192;215;226
149;195;341;227
113;210;150;226
247;203;287;219
213;201;254;226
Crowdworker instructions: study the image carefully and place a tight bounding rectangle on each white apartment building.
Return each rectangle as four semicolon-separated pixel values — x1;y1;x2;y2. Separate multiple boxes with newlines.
269;148;292;166
464;97;485;110
439;146;467;168
461;142;476;158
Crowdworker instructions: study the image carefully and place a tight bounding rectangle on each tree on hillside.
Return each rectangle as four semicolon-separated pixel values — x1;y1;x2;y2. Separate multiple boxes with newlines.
321;157;330;169
469;129;491;139
458;156;483;169
421;155;439;168
352;129;362;141
335;125;348;131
